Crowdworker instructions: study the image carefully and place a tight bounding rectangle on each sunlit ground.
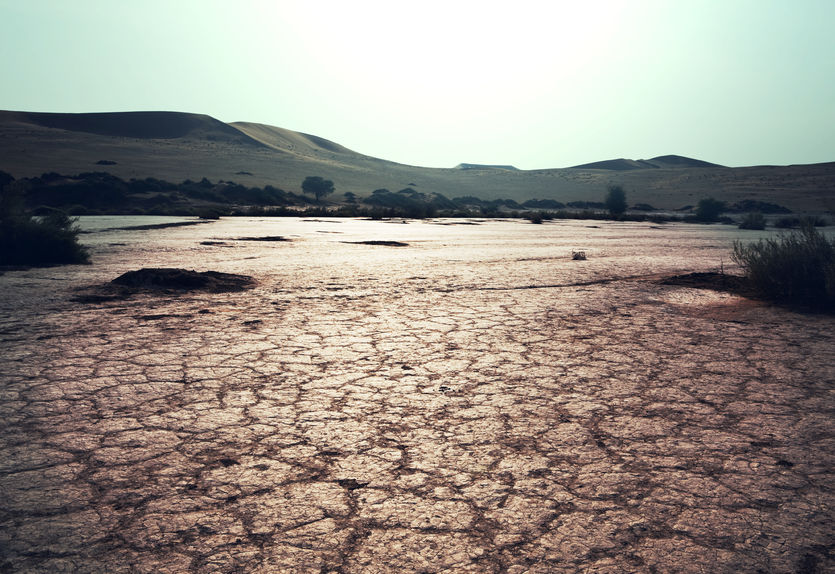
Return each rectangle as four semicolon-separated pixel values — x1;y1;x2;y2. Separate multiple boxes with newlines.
1;217;832;572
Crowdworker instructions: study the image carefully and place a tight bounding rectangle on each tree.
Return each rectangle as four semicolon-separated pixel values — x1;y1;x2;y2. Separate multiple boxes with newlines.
343;191;357;204
301;176;335;203
695;197;726;222
604;185;627;215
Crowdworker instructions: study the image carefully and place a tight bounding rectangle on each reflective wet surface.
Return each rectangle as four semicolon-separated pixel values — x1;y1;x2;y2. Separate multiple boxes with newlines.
1;218;833;572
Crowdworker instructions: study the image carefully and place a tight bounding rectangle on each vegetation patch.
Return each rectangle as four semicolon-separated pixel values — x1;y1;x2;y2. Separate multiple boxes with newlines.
738;212;766;230
103;220;209;231
732;225;835;311
729;199;791;214
774;215;828;229
1;176;90;266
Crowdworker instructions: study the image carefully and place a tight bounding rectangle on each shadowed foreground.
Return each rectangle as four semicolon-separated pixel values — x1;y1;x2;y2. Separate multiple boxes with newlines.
0;219;833;572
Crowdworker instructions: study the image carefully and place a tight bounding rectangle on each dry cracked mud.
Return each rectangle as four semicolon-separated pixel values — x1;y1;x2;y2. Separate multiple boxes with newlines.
1;217;833;573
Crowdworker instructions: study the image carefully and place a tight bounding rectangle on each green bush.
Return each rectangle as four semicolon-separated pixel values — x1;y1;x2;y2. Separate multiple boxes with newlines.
1;181;89;266
1;211;90;266
738;212;766;230
732;225;835;310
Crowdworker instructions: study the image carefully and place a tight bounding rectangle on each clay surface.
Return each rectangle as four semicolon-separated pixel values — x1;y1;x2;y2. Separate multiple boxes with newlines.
1;217;832;573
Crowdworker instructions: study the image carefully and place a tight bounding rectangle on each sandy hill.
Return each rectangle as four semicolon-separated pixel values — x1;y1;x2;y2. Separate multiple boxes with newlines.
2;110;258;143
454;163;519;171
571;155;724;170
231;122;359;156
1;110;832;212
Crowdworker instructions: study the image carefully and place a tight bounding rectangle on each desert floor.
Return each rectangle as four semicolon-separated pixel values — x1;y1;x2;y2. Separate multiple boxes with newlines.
1;217;833;573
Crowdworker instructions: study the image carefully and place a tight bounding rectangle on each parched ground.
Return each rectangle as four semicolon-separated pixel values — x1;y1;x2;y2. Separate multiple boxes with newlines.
0;218;833;573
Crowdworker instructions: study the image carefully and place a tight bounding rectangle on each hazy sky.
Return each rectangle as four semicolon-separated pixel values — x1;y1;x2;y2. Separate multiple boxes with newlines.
1;0;833;169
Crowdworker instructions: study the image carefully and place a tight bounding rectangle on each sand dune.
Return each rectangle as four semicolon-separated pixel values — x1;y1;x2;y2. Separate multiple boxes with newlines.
231;122;359;156
3;110;259;143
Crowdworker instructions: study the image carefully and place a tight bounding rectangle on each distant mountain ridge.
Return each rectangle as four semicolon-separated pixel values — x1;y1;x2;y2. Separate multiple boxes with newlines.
570;155;724;170
0;110;832;212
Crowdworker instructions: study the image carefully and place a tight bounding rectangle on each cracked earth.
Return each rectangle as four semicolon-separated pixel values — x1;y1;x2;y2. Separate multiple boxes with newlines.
1;218;833;573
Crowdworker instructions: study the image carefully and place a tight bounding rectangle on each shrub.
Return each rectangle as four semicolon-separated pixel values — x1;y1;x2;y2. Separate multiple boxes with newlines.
775;216;800;228
738;212;766;230
695;197;726;222
604;185;627;215
196;208;222;220
1;180;90;266
732;224;835;310
775;215;828;229
730;199;791;214
1;210;90;266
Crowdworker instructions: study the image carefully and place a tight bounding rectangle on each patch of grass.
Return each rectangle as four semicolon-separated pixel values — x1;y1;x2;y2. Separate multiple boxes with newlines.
732;224;835;310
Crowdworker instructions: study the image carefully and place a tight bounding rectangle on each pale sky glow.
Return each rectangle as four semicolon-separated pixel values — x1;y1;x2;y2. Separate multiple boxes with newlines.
1;0;833;169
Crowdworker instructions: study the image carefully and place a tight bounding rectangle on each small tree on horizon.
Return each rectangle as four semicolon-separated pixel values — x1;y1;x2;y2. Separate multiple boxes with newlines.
301;176;335;203
604;185;627;215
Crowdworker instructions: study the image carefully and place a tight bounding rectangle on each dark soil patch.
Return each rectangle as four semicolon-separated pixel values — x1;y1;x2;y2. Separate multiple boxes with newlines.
236;236;289;242
134;313;193;321
660;272;756;297
337;478;368;490
662;272;833;314
343;240;409;247
96;221;210;232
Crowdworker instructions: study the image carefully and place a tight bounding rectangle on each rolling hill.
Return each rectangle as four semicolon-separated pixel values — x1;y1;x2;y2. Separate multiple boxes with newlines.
571;155;724;170
1;110;833;212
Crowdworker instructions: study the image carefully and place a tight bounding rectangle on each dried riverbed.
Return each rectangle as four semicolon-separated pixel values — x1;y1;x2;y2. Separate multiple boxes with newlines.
1;217;833;573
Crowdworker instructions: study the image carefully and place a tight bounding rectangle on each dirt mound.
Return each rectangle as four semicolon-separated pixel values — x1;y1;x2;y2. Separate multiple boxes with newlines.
111;268;255;291
74;268;255;303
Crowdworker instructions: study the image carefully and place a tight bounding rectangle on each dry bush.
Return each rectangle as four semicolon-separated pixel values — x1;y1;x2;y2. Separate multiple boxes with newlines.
732;224;835;310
